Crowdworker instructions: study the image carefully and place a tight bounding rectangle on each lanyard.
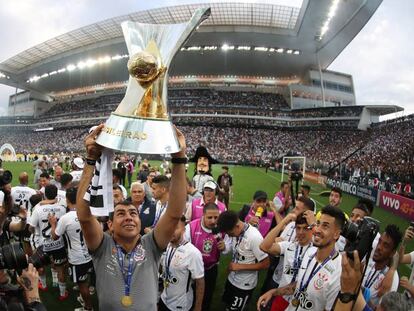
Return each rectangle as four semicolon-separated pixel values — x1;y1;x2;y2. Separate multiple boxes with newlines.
298;248;336;293
232;223;249;262
153;202;167;227
364;264;386;289
288;224;295;242
164;241;187;280
291;243;311;283
115;244;136;297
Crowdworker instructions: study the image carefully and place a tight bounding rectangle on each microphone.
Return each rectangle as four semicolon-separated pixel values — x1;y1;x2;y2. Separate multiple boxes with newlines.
211;227;222;242
255;206;264;219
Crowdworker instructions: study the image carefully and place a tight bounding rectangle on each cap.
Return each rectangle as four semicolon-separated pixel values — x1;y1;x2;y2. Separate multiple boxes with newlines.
203;180;217;190
253;190;268;201
73;157;85;169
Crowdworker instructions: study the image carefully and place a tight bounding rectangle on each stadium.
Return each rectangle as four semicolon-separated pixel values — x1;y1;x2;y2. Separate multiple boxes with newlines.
0;1;413;311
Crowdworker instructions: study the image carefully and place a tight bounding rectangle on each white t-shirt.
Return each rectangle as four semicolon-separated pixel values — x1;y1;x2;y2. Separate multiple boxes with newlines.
29;204;42;248
287;249;342;311
228;225;268;290
54;210;91;265
273;221;297;284
279;241;316;302
11;185;37;210
362;258;399;306
160;242;204;311
28;203;67;251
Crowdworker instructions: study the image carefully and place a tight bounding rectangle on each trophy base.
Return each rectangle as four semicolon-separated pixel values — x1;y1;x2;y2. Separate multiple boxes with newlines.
96;113;180;154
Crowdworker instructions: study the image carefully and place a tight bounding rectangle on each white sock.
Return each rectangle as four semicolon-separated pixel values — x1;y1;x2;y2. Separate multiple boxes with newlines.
58;282;66;296
39;274;47;287
52;270;58;284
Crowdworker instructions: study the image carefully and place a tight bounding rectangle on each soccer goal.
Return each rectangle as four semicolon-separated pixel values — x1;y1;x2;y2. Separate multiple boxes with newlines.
281;156;306;183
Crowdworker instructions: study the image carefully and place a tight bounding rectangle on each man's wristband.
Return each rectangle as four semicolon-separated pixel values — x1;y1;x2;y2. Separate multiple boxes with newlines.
86;158;97;166
171;157;188;164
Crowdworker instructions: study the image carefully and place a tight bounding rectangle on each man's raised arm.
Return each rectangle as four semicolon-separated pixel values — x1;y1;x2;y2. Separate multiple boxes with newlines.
76;125;104;252
154;127;187;250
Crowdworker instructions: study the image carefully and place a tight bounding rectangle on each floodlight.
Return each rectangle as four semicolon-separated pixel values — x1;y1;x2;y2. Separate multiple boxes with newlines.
66;64;76;71
221;44;234;51
276;48;284;53
254;47;268;52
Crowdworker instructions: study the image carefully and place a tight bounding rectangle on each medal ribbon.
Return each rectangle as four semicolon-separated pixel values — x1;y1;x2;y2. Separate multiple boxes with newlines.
115;244;136;297
297;248;336;293
291;243;311;283
364;265;387;289
152;202;167;227
232;223;249;262
164;241;187;282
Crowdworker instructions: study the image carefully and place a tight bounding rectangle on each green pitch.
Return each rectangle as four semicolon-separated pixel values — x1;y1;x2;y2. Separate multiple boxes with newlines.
2;161;413;310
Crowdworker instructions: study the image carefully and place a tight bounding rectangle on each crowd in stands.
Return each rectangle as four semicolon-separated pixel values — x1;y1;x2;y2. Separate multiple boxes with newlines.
1;113;413;183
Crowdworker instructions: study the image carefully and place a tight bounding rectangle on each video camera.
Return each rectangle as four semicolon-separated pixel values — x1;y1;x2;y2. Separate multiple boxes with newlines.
342;216;380;260
0;242;51;271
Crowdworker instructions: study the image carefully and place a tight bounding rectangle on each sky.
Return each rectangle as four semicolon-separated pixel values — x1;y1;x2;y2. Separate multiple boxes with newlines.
0;0;412;118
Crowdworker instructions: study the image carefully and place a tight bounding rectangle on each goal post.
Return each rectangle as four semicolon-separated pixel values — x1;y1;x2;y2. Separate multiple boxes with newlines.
281;156;306;183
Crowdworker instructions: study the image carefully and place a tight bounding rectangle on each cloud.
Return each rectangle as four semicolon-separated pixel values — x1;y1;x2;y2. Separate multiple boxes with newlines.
329;0;414;114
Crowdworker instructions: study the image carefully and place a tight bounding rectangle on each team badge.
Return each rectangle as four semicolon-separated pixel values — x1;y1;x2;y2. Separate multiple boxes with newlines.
313;272;328;290
133;245;146;262
203;239;213;253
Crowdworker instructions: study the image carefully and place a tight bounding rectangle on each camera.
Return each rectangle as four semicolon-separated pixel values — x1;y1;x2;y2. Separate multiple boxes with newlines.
342;216;380;260
0;170;12;187
0;242;50;271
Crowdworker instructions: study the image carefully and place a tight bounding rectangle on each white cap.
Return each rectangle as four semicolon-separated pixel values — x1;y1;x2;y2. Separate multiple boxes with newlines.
203;180;217;190
73;157;85;169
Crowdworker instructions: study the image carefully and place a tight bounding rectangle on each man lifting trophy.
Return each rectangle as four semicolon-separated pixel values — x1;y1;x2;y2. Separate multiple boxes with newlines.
96;7;211;153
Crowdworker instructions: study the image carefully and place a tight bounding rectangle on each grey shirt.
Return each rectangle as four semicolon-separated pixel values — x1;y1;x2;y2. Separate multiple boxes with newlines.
91;232;162;310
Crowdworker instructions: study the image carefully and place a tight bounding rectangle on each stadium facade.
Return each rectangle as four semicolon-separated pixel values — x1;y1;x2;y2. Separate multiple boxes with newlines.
0;0;402;130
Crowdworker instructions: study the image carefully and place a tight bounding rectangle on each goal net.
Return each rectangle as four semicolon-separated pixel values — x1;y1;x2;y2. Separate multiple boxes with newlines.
281;156;306;183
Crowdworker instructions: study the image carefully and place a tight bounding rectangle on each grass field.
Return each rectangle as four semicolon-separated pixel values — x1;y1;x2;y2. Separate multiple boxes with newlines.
3;161;413;311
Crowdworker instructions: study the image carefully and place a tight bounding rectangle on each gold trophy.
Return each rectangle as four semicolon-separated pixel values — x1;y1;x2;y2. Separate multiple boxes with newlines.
96;7;211;154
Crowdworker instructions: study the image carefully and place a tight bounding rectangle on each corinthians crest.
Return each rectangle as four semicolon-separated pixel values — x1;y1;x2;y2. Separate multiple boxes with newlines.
96;7;211;154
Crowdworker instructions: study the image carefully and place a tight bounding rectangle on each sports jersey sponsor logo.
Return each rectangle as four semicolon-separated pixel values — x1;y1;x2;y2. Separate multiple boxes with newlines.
295;290;313;310
324;264;334;274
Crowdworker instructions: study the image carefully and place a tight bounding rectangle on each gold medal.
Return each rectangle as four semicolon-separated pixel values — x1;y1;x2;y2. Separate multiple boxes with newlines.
163;279;169;288
121;295;133;307
291;298;299;307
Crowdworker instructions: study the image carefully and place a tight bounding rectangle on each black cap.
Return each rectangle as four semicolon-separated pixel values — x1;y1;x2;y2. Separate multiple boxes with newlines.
253;190;268;201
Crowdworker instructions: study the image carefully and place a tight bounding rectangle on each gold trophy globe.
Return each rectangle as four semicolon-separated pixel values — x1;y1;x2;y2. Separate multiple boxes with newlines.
96;7;211;154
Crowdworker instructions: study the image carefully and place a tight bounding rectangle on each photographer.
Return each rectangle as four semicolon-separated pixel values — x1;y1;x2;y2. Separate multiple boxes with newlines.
335;251;412;311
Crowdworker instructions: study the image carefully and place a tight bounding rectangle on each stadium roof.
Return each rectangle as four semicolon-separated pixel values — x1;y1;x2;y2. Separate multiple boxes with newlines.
0;0;383;93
